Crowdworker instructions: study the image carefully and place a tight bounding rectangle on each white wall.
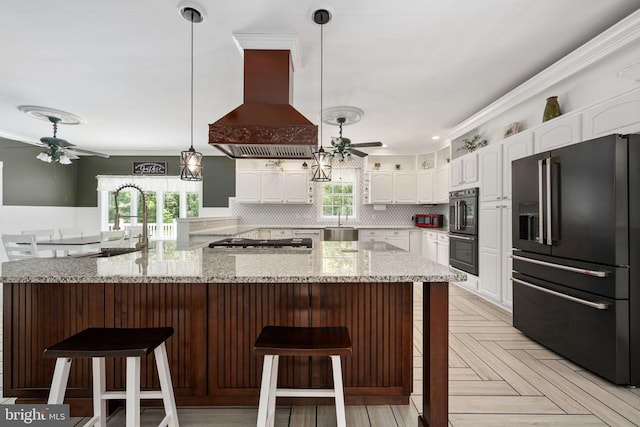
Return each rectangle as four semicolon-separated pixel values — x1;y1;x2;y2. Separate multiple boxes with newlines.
1;206;101;237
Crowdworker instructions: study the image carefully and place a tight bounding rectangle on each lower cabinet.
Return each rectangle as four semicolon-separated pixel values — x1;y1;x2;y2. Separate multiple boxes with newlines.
359;229;410;251
478;200;512;308
421;231;449;266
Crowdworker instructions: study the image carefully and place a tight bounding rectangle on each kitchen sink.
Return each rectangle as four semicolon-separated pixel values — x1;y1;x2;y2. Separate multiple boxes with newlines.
323;227;359;241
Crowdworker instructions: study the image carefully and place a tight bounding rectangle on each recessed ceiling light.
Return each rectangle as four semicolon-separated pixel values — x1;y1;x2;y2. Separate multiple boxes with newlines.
432;135;440;140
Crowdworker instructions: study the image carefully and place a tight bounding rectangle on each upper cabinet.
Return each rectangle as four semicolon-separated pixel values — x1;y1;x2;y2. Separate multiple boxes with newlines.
582;88;640;139
236;169;312;204
366;171;417;204
534;113;581;152
433;165;449;203
502;132;534;200
450;152;478;188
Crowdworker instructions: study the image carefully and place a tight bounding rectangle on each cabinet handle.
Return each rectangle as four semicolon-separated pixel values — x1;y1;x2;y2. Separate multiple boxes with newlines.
510;277;609;310
512;254;609;277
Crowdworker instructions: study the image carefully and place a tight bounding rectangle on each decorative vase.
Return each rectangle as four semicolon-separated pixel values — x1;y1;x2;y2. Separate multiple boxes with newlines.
542;96;561;122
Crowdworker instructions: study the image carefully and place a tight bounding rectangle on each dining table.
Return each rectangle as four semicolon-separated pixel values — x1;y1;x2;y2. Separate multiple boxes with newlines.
36;235;102;255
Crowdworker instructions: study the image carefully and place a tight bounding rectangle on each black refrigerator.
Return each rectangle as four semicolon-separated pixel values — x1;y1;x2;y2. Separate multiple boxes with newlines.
511;133;639;386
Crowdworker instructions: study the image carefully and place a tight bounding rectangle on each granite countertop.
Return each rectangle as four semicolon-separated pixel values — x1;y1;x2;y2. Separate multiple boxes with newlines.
1;240;465;284
190;225;423;237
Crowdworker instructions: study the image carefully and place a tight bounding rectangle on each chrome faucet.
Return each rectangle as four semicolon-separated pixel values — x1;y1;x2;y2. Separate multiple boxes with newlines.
113;183;148;250
337;204;349;227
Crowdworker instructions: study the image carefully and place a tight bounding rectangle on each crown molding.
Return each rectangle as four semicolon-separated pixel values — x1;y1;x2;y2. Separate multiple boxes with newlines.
447;9;640;141
231;33;301;71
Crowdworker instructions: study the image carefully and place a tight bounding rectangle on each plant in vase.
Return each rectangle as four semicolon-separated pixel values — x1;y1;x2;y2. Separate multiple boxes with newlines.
457;134;487;153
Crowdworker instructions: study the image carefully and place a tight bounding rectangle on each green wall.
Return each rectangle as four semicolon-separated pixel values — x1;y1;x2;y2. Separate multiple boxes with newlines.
1;138;235;207
0;138;78;206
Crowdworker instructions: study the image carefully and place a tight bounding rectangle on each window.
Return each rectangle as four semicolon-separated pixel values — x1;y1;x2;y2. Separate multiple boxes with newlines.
319;169;357;220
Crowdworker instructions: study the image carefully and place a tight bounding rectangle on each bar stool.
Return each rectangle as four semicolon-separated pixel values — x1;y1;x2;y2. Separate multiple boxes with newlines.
43;327;179;427
253;326;352;427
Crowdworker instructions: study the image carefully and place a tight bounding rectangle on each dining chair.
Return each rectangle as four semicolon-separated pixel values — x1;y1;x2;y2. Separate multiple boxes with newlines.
22;229;55;257
59;228;86;256
2;234;39;261
100;230;126;249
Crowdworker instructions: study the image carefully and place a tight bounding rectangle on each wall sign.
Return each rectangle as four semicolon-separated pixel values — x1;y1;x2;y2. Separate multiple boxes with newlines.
132;161;167;175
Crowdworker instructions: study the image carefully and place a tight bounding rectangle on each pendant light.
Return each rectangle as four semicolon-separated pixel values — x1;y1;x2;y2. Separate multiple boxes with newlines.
179;3;204;181
311;9;333;182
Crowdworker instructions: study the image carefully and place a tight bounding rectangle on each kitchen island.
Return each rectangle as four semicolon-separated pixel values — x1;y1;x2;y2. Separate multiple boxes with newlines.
2;240;463;427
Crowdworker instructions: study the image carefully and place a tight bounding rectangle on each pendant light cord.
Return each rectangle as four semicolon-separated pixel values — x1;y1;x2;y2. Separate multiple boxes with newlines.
190;10;195;151
320;21;324;149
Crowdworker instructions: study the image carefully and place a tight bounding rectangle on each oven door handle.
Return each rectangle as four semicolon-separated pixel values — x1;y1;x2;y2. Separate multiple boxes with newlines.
449;234;475;241
512;254;609;277
511;277;609;310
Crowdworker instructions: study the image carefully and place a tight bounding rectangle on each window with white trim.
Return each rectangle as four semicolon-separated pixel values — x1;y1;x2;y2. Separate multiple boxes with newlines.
319;169;358;221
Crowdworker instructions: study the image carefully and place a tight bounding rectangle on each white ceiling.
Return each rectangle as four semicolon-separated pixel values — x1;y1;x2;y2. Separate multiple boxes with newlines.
1;0;639;157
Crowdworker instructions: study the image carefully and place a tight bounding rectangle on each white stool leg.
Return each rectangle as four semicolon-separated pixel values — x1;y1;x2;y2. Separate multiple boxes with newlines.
154;342;180;427
267;355;279;427
92;357;107;427
331;356;347;427
126;356;141;427
48;357;72;404
256;355;275;427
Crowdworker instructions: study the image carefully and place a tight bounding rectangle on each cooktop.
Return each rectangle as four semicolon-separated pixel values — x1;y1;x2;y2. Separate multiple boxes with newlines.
208;238;313;249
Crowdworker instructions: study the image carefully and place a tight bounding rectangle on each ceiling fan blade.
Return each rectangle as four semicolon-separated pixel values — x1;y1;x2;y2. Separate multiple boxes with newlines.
66;147;111;158
61;148;80;160
351;141;383;148
40;136;72;147
349;148;368;157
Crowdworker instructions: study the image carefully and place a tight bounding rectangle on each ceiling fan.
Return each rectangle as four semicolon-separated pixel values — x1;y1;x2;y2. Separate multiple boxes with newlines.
18;105;109;164
329;116;382;161
323;106;382;161
36;116;109;164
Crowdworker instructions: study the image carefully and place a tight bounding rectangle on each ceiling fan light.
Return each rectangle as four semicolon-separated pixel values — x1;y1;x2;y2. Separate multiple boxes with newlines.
36;152;52;163
58;154;72;165
180;147;203;181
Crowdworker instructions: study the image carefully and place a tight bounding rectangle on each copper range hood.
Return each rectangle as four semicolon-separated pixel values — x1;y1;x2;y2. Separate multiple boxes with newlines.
208;49;318;159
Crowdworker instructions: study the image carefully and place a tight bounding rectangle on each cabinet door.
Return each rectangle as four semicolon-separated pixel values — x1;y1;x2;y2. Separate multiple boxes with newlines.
369;172;394;204
479;145;502;202
436;234;449;266
394;172;417;204
236;171;261;202
501;203;513;307
479;203;502;302
260;171;284;202
534;114;581;152
425;239;437;262
502;132;534;200
582;88;640;139
416;170;434;203
385;230;410;251
450;158;463;187
433;165;449;202
284;171;310;203
462;153;478;184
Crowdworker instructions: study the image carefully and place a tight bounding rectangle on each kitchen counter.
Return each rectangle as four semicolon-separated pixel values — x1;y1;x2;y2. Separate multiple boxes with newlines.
1;240;463;284
3;240;460;427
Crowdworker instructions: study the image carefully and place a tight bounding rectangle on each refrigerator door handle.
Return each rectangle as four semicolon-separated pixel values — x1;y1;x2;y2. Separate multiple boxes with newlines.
546;156;553;245
538;158;545;244
512;254;610;277
511;277;609;310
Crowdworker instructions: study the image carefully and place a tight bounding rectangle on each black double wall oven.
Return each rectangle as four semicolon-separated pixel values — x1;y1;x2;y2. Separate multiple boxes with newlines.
511;133;639;386
449;187;479;275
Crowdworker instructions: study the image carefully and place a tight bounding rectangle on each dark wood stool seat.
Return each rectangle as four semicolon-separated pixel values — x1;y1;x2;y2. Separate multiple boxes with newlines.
44;327;174;358
44;327;179;427
253;326;352;357
253;326;352;427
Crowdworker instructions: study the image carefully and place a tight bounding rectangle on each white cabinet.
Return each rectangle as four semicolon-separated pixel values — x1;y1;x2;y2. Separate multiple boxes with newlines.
582;88;640;139
409;230;422;255
534;113;581;152
291;229;322;242
416;170;434;203
236;171;262;202
421;231;448;266
479;132;534;203
260;171;284;203
284;171;313;203
367;172;416;204
360;229;410;251
236;170;312;204
478;200;512;307
433;165;449;203
450;153;478;188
